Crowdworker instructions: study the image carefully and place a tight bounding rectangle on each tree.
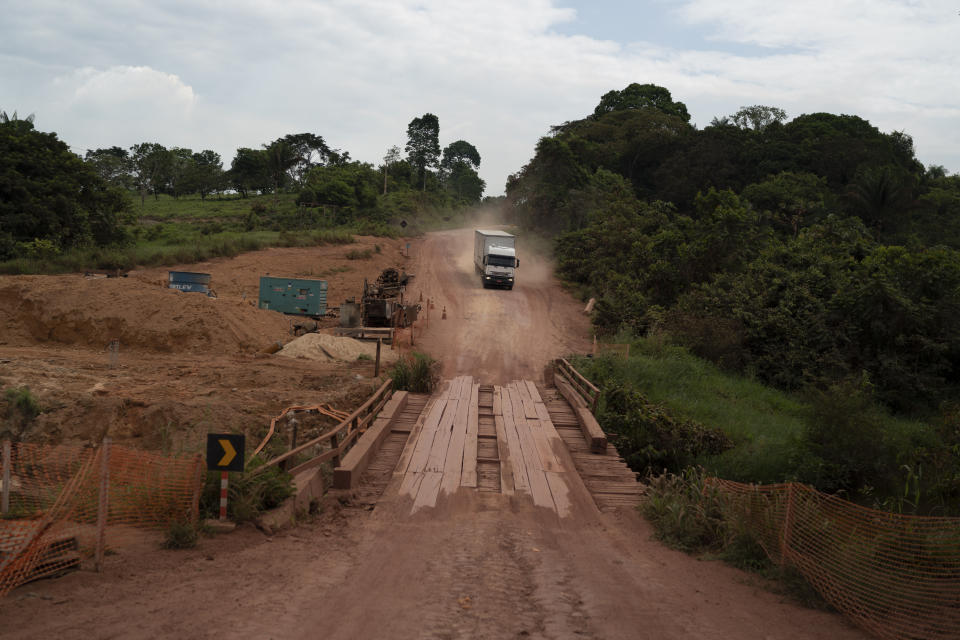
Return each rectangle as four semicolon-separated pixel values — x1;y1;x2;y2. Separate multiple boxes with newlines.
84;147;133;189
741;171;833;236
405;113;440;191
263;140;297;210
440;140;483;201
382;145;401;195
281;133;331;185
846;164;916;234
730;105;787;131
229;147;270;198
129;142;172;207
0;119;129;258
192;150;223;200
167;147;195;198
592;83;691;122
441;140;481;171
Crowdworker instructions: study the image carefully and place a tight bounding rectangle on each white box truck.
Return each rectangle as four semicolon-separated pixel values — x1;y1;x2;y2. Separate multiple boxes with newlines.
474;229;518;289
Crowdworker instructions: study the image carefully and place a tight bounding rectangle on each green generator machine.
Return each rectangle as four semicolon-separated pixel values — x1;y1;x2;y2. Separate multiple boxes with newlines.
258;276;328;317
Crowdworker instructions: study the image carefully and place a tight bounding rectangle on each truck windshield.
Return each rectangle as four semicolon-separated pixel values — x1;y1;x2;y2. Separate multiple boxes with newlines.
488;255;515;267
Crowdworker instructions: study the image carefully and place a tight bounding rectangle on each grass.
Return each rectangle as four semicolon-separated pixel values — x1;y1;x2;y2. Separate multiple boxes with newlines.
390;352;441;393
573;334;941;506
135;192;289;222
573;338;808;483
0;229;357;275
642;468;833;609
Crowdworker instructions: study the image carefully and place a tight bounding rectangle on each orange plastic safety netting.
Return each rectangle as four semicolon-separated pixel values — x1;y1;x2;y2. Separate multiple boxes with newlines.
709;479;960;640
0;441;202;597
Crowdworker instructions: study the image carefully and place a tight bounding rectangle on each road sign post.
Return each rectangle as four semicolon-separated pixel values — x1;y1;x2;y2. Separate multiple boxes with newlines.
206;434;245;522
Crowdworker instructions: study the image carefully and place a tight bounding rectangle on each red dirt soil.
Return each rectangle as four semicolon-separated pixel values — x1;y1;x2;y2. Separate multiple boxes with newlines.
0;228;869;639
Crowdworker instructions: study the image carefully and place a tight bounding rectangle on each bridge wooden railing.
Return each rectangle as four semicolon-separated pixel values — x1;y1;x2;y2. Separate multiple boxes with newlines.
554;358;599;412
256;379;394;476
553;358;606;453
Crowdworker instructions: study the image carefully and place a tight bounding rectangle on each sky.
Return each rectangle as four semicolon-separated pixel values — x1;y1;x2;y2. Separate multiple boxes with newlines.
2;0;958;196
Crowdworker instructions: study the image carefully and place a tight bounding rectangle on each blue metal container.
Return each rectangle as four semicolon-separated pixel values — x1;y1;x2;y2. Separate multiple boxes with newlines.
169;271;212;295
258;277;328;317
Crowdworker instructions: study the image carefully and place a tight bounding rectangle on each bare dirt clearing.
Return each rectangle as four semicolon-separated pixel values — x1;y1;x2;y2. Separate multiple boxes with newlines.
0;228;868;639
0;235;412;447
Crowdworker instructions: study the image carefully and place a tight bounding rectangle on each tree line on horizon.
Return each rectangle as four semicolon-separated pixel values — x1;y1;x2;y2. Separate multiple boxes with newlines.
0;111;485;260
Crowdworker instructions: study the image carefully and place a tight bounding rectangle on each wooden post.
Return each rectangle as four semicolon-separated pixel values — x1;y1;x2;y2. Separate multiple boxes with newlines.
289;419;299;451
375;338;382;377
331;431;341;468
1;440;10;515
95;438;111;572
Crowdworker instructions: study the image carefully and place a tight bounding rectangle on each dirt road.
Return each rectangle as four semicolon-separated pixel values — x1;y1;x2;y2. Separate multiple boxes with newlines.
406;228;591;382
0;228;868;639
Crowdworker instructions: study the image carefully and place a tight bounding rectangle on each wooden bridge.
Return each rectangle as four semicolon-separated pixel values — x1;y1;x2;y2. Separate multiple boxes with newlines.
331;369;642;517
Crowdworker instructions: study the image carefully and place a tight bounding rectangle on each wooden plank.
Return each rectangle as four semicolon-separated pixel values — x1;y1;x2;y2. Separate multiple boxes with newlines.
412;470;443;513
492;385;502;416
508;384;554;510
499;385;529;493
544;472;572;518
333;391;409;489
426;377;462;473
400;470;424;498
555;376;607;453
461;383;480;488
404;390;448;474
516;380;538;419
441;377;472;495
493;415;514;495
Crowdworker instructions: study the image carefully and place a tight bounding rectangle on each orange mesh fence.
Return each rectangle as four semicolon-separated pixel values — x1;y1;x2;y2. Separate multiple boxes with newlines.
1;441;202;598
709;479;960;640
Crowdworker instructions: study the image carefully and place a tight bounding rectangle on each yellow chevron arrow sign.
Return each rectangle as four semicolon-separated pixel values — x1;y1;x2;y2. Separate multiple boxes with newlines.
206;433;245;472
218;439;236;467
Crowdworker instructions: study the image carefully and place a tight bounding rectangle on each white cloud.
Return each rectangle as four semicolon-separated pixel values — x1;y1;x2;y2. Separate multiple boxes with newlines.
1;0;958;194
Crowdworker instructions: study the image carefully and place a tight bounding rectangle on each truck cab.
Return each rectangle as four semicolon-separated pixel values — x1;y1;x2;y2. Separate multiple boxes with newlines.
481;245;517;289
475;229;518;290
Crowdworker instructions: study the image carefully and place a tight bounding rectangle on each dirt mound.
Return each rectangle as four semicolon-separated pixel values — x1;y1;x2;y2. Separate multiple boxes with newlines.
277;332;400;363
0;275;291;354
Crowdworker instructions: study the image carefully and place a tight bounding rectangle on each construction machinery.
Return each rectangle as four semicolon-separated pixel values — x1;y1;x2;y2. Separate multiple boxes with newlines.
338;268;419;340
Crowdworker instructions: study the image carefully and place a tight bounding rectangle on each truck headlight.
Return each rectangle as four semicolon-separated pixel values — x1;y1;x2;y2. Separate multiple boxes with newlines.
484;276;491;279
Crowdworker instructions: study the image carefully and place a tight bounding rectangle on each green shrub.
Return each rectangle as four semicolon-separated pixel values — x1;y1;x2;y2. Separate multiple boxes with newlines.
3;386;41;438
162;520;198;549
792;382;897;498
642;468;726;552
641;469;830;609
346;248;373;260
390;352;440;393
199;455;294;523
599;383;733;475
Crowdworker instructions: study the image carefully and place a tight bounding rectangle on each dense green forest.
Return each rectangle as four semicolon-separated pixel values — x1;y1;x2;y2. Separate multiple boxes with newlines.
0;110;485;266
508;83;960;414
507;83;960;513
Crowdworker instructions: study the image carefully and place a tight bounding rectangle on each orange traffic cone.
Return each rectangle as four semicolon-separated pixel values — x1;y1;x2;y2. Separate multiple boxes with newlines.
442;306;447;320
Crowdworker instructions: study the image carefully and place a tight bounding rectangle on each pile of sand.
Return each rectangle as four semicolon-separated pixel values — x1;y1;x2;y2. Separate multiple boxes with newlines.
277;332;399;363
0;275;291;354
